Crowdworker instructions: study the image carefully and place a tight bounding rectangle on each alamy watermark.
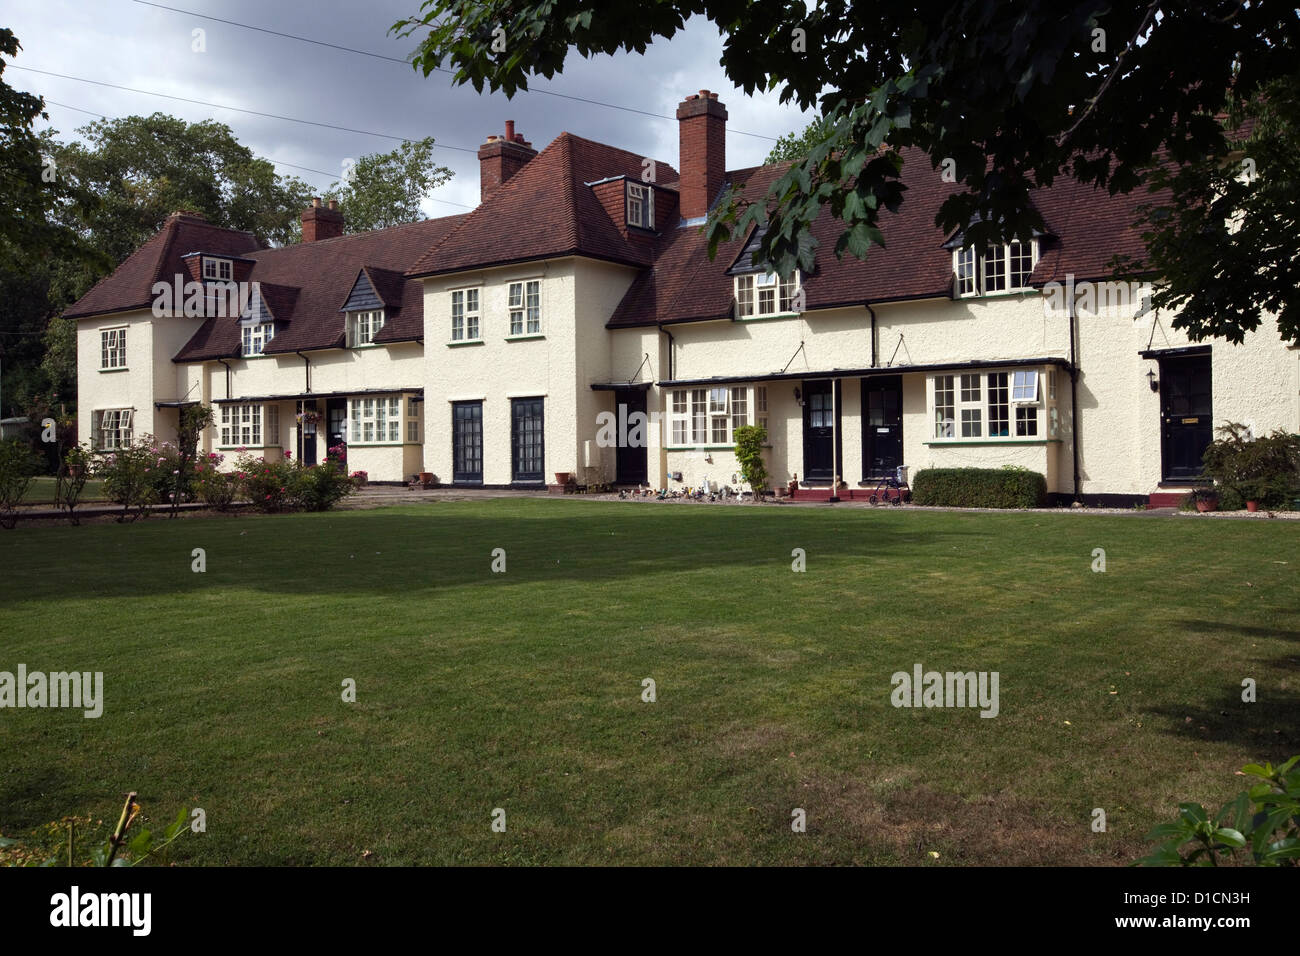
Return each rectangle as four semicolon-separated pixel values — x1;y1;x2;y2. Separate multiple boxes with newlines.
890;663;999;718
151;274;262;319
1;665;103;718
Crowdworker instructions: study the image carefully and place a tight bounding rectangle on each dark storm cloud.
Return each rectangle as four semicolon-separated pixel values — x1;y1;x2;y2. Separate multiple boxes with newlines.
11;0;811;216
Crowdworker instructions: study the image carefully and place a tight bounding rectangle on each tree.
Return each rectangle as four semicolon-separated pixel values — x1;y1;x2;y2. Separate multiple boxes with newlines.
395;1;1300;344
47;113;314;263
322;137;453;233
765;115;834;165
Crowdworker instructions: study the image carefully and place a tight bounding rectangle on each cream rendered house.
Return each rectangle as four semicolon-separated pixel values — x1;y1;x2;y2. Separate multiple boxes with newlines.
68;90;1299;505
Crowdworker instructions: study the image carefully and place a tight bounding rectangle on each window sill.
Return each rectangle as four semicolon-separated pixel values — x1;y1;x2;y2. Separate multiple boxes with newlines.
99;367;129;373
504;333;546;342
348;343;381;350
446;339;485;348
924;439;1060;446
217;445;276;451
957;288;1038;300
734;311;801;323
345;442;404;448
665;445;742;451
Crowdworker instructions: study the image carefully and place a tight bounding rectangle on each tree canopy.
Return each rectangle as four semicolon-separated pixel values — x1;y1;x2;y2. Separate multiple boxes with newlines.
396;1;1300;343
322;136;454;233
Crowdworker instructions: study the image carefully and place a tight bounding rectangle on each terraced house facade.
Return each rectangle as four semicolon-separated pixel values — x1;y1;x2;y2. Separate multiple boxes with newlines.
67;91;1300;505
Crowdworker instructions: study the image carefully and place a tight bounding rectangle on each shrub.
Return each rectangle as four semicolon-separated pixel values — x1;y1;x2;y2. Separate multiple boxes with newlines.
1202;423;1300;509
294;460;357;512
95;440;159;522
911;466;1047;508
236;453;298;512
56;444;94;525
194;452;242;511
0;439;39;529
1137;756;1299;866
733;424;770;498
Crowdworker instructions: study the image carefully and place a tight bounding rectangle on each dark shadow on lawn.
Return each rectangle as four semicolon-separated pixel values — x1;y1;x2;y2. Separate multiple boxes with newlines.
1147;686;1300;753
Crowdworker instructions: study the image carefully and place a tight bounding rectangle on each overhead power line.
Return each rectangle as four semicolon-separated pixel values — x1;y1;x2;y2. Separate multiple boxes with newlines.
129;0;780;141
37;97;474;209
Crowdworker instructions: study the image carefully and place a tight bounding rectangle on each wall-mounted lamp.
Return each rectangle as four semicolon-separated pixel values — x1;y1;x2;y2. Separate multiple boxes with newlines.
1146;369;1159;392
793;386;803;406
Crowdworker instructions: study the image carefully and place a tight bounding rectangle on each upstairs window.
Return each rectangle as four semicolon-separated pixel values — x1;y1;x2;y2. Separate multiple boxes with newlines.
954;239;1038;296
242;322;275;356
348;310;385;348
100;328;127;369
1010;369;1040;403
202;257;233;281
450;288;480;342
735;271;800;319
626;182;654;229
508;280;541;336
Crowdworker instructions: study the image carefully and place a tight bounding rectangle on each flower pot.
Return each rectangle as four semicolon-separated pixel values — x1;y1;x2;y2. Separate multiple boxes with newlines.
555;472;573;485
1246;500;1259;512
1195;498;1218;513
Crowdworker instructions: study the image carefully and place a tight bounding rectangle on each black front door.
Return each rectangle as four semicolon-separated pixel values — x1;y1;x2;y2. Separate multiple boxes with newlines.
326;398;347;467
614;388;648;485
452;401;483;484
511;397;544;483
802;380;840;482
1160;354;1212;482
863;376;903;479
297;400;318;466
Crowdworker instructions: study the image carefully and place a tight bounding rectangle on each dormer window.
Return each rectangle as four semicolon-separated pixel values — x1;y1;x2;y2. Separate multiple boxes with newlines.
242;322;274;356
626;182;654;229
955;239;1038;296
735;270;800;319
202;257;233;282
347;309;385;347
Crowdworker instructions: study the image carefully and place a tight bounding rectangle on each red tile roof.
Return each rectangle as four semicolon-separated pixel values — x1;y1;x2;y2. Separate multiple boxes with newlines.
406;133;679;278
607;147;1161;327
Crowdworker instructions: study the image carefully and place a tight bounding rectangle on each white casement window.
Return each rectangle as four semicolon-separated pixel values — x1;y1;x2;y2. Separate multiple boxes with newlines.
450;288;480;341
265;405;280;446
406;397;422;443
219;404;263;447
934;371;1037;440
670;390;689;445
626;182;654;229
349;395;402;444
1048;369;1057;401
348;310;385;347
755;386;768;432
202;257;233;281
242;322;274;356
508;280;541;335
1010;369;1040;403
735;271;800;319
934;375;956;438
94;408;133;450
730;387;748;436
955;240;1038;296
959;373;982;438
101;328;127;369
708;387;730;444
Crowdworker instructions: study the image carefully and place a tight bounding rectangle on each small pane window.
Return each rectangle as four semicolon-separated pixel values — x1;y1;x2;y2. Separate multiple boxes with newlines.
1011;369;1039;403
934;375;955;438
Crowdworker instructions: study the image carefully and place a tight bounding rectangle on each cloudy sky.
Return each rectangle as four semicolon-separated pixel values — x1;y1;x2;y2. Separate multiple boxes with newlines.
7;0;814;216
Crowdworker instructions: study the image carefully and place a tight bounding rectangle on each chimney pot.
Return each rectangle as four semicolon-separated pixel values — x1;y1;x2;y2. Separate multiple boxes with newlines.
327;199;338;211
505;120;515;141
311;197;322;207
477;124;537;203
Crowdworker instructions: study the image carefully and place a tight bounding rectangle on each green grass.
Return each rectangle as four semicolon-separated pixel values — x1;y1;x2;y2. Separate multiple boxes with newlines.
19;476;107;504
1;499;1296;865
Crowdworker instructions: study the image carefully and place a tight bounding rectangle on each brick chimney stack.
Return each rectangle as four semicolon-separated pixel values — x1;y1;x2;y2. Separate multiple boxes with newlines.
676;90;727;220
478;122;537;203
302;197;344;242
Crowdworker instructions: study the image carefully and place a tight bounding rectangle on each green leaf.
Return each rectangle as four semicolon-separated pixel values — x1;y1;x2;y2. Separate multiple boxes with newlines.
1213;827;1246;847
1178;802;1209;826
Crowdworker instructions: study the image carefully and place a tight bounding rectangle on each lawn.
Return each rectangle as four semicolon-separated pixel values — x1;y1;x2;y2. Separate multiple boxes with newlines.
19;476;108;505
0;499;1296;865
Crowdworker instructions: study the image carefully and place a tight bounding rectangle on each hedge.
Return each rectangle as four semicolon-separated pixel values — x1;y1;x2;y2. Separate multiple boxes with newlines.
911;467;1047;509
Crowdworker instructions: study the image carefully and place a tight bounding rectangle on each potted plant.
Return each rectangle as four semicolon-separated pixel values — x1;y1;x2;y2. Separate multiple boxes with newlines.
1191;487;1219;512
419;471;435;488
555;471;573;486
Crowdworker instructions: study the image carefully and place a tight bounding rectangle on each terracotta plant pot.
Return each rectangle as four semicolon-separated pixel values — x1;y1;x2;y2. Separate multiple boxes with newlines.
1246;500;1259;512
1195;498;1218;512
555;472;573;485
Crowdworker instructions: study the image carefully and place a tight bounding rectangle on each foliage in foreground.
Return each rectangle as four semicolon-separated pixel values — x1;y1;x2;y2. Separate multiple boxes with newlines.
911;466;1047;509
1138;757;1300;867
733;424;770;497
0;792;190;867
1201;423;1300;509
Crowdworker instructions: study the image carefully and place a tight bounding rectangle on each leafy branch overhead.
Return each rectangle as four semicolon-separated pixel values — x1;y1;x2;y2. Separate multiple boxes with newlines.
395;1;1300;343
322;136;454;233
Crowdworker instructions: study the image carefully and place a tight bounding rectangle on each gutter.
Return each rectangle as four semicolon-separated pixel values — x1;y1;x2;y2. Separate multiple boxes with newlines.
216;359;232;399
659;325;675;381
865;302;878;368
1067;294;1081;501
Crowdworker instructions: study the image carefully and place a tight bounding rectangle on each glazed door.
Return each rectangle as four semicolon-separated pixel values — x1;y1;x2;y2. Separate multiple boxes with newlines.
452;401;483;484
802;380;840;482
